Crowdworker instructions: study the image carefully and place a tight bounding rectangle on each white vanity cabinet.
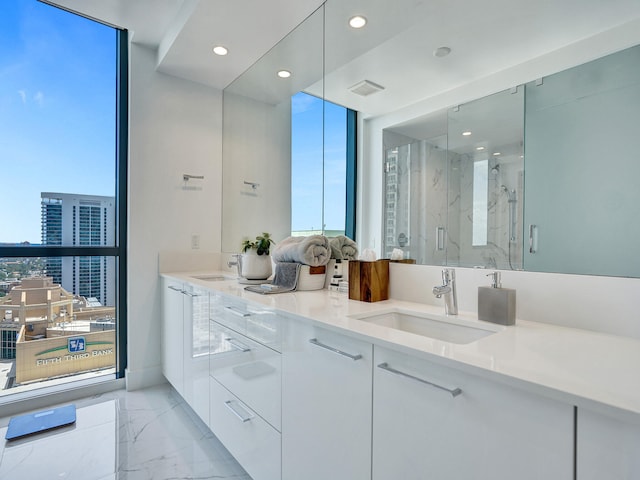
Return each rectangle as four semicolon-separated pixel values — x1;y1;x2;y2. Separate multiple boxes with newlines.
577;409;640;480
161;277;210;425
181;282;210;425
161;277;185;394
282;320;373;480
208;293;282;480
372;346;574;480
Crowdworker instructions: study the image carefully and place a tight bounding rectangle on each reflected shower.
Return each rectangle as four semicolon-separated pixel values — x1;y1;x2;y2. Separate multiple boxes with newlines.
501;185;517;243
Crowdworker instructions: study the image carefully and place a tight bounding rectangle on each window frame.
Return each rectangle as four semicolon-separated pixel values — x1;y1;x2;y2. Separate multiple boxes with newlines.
0;28;128;379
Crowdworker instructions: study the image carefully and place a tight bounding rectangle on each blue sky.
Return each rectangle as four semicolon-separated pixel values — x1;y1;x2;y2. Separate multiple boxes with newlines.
291;92;347;233
0;0;116;243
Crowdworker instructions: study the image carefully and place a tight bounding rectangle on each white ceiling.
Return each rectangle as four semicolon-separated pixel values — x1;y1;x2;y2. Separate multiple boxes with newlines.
44;0;324;90
46;0;640;113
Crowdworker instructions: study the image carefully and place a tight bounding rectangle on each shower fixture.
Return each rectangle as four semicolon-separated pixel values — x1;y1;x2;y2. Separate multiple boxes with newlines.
500;184;518;270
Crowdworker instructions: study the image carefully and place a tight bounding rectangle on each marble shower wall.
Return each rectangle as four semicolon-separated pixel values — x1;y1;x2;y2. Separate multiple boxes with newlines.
383;133;448;265
383;130;523;269
450;153;523;269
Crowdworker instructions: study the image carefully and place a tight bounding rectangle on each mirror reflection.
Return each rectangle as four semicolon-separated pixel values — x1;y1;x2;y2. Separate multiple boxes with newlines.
221;7;324;252
382;89;524;270
221;0;640;277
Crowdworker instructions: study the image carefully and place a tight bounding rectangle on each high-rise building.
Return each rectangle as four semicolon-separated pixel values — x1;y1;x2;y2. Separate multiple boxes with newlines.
41;193;115;306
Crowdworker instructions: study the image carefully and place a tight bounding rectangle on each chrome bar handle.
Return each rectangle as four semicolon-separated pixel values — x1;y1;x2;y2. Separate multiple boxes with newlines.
225;306;250;317
436;226;445;251
378;362;462;397
167;285;184;293
225;337;251;353
309;338;362;361
529;224;537;254
224;400;254;423
182;289;199;297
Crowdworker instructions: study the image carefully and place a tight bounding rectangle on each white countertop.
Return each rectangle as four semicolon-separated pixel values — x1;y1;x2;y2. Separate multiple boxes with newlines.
163;271;640;421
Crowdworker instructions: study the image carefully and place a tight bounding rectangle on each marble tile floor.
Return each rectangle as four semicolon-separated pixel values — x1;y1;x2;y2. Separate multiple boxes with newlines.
0;383;253;479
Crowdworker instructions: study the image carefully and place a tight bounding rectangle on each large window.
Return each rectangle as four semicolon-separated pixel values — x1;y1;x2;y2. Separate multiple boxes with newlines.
291;92;356;238
0;1;127;395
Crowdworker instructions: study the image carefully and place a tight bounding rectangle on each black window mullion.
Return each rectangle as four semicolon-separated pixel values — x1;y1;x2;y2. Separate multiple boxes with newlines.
115;27;129;379
0;246;119;258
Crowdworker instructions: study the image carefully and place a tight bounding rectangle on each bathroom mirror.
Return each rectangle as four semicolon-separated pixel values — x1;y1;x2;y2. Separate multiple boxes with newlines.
222;0;640;277
523;44;640;277
380;88;524;270
221;6;324;252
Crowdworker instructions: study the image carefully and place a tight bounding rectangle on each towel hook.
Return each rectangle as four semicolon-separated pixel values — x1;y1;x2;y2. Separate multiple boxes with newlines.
183;174;204;182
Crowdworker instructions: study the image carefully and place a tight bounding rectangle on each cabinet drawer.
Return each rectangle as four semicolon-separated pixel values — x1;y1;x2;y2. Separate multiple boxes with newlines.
282;321;373;480
209;378;281;480
372;346;573;480
210;320;281;430
210;294;282;351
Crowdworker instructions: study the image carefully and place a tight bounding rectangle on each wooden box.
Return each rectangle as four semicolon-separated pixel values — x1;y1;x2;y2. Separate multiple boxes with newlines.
348;259;390;302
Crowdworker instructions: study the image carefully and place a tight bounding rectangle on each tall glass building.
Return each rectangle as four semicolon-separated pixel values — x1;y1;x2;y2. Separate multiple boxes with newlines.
41;193;116;306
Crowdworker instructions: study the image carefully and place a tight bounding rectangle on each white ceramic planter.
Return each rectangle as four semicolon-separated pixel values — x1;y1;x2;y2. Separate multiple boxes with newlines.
240;251;272;280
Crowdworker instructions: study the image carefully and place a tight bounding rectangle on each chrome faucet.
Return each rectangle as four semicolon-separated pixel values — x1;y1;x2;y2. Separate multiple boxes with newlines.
227;254;242;277
432;268;458;315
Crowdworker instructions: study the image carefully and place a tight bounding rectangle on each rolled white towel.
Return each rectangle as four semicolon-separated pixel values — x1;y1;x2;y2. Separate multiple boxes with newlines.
272;235;330;266
328;235;358;260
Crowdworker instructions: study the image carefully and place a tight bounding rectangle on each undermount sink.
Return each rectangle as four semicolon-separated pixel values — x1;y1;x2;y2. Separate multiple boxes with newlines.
349;308;503;344
190;274;232;282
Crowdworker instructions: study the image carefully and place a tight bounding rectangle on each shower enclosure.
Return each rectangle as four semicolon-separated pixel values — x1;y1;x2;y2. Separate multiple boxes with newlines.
382;88;524;270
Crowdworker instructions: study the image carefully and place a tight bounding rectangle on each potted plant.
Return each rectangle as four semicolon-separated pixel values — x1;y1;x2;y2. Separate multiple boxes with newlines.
239;232;274;280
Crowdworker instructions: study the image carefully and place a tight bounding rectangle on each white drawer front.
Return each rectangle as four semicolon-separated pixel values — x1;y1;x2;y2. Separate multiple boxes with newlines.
210;320;281;430
372;346;573;480
210;294;282;351
209;378;281;480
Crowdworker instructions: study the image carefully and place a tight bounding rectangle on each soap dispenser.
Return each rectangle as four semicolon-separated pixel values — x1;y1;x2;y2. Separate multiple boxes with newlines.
478;271;516;326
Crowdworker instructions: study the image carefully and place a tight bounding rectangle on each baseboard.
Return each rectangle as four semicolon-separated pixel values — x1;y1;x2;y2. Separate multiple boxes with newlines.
124;366;165;391
0;377;124;419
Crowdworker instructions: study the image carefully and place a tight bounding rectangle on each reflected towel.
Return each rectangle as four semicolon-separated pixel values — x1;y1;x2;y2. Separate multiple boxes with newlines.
329;235;358;260
271;235;330;266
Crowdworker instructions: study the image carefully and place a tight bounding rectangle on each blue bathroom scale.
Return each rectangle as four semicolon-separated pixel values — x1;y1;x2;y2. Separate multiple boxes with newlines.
5;404;76;441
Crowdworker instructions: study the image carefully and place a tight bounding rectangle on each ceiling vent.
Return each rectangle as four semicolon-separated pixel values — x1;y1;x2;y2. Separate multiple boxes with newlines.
349;80;385;96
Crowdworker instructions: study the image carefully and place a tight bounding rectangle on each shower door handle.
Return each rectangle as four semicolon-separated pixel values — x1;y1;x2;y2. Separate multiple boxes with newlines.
436;227;445;251
529;224;538;254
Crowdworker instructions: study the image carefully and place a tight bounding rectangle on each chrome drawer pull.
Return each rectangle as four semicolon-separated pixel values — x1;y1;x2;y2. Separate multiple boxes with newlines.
309;338;362;361
182;290;199;297
225;306;250;317
168;285;184;293
224;400;254;423
378;362;462;397
225;337;251;353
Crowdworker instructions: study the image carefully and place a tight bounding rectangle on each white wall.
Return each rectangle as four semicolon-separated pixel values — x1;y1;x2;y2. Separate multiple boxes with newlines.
126;43;222;390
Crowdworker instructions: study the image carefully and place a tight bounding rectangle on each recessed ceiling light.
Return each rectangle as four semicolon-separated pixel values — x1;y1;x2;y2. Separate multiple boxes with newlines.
212;45;228;56
476;146;485;151
433;46;452;58
462;131;472;136
349;15;367;29
493;152;501;156
277;70;292;78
